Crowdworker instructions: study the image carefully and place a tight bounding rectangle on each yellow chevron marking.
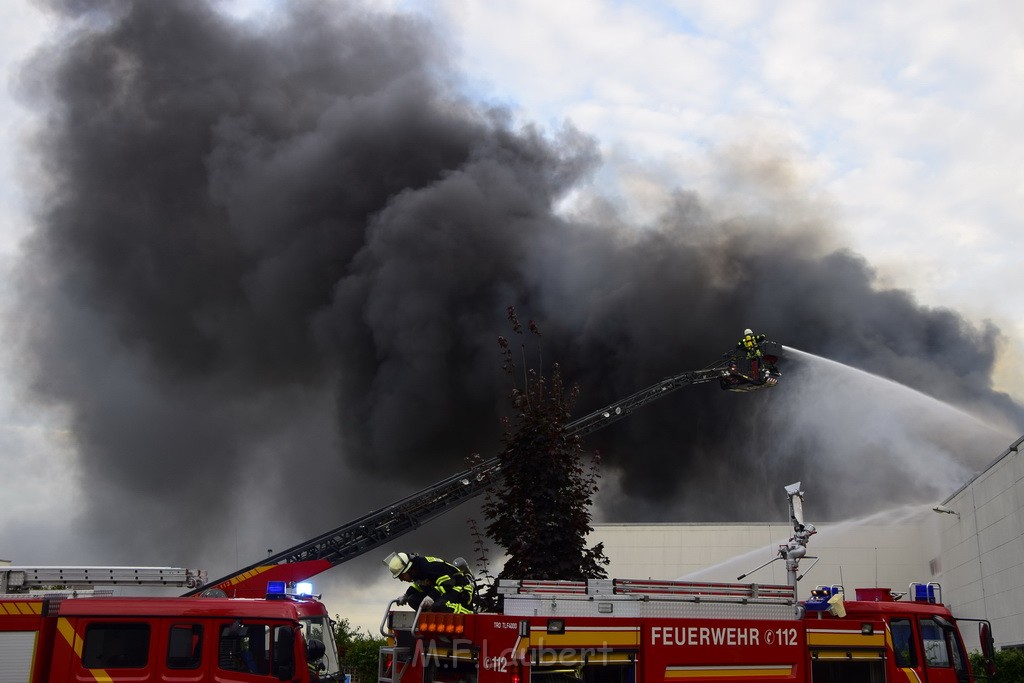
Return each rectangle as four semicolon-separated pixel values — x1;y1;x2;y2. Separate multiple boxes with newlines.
227;566;273;586
0;601;43;615
898;667;923;683
882;624;922;683
57;618;116;682
57;618;83;658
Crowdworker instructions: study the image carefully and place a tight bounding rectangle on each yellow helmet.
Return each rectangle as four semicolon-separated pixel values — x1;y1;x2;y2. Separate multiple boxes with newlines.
385;551;413;578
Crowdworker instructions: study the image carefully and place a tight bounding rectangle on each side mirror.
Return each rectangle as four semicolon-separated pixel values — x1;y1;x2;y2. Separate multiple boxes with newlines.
979;621;996;678
306;637;326;663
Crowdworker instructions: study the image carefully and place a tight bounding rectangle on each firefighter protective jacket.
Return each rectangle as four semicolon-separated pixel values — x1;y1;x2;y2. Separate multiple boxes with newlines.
402;555;475;614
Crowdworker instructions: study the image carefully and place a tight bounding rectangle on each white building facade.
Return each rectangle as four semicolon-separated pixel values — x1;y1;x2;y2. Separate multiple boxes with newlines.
591;434;1024;651
932;434;1024;649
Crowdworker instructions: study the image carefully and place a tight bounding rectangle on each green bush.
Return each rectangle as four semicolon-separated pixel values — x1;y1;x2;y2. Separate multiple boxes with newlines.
333;616;387;683
970;648;1024;682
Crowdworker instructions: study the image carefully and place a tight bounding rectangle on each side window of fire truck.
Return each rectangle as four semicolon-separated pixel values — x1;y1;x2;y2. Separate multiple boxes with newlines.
919;618;951;668
889;618;917;668
219;622;272;675
167;624;203;669
81;622;151;669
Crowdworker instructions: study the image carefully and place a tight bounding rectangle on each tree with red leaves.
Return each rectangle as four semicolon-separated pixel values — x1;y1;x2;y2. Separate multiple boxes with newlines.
481;307;608;590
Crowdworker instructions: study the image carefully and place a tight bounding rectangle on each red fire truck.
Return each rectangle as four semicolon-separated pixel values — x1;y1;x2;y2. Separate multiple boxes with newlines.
378;483;998;683
0;567;338;681
380;577;995;683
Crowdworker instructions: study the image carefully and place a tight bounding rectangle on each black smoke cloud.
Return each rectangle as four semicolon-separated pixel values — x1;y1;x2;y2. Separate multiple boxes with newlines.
10;0;1023;570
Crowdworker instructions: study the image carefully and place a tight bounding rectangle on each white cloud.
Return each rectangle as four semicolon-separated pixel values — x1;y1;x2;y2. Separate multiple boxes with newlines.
435;0;1024;399
0;3;54;254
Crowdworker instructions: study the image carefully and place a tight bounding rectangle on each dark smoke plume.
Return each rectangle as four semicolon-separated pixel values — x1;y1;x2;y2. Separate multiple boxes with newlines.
9;0;1023;573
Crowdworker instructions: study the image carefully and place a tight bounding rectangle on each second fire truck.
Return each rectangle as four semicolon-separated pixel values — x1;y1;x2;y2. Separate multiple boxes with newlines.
379;484;997;683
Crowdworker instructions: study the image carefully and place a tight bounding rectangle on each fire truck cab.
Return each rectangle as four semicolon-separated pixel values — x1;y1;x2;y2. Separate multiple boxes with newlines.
380;578;992;683
0;585;337;682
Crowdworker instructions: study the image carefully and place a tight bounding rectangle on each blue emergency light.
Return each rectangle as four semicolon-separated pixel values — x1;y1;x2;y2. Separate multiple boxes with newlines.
266;580;316;599
804;585;843;612
911;582;941;604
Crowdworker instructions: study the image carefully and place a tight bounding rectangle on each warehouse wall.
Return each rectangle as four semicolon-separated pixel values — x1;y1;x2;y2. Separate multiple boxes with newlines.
934;435;1024;649
591;436;1024;651
592;514;937;594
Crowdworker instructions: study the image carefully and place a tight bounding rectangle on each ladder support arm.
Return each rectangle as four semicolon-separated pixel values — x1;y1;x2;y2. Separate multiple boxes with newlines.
191;360;732;596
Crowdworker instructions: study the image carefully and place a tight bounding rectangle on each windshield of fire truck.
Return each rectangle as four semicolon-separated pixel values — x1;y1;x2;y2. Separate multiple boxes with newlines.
301;615;341;676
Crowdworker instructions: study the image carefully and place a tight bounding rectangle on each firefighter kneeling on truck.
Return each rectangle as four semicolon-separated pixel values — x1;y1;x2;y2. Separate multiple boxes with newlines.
384;551;476;614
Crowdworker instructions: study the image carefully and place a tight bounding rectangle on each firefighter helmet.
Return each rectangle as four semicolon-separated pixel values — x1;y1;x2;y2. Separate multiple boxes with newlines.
385;551;414;578
743;328;753;336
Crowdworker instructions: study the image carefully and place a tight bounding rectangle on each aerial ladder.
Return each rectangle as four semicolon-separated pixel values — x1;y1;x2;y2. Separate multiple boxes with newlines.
1;566;207;595
190;343;782;598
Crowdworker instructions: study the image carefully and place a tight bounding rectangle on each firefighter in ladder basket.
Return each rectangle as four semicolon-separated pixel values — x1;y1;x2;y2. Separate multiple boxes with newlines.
384;551;476;614
736;327;768;377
